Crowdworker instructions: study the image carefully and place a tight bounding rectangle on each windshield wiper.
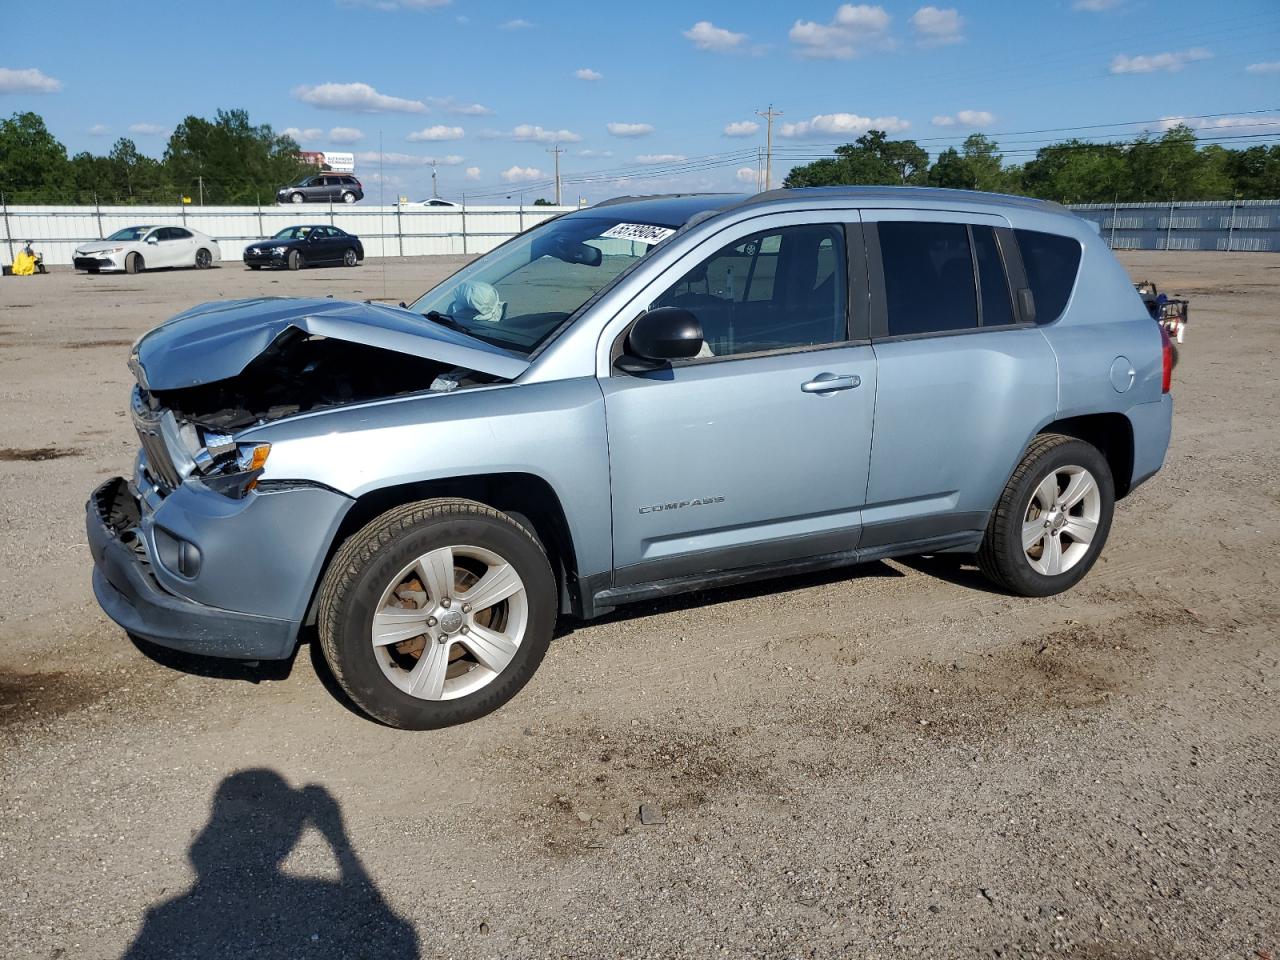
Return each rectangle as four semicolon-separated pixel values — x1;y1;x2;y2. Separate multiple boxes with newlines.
423;310;468;333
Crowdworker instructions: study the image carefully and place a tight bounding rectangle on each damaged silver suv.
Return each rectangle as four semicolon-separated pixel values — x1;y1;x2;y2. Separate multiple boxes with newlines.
88;188;1173;728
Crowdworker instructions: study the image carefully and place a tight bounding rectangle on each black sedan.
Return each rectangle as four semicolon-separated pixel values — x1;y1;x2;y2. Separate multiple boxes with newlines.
243;226;364;270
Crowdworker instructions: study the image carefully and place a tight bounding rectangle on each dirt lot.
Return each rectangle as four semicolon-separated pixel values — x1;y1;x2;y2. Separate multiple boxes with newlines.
1;252;1277;959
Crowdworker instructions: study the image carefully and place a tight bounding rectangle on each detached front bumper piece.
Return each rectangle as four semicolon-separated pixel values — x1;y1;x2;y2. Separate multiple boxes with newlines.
87;478;301;659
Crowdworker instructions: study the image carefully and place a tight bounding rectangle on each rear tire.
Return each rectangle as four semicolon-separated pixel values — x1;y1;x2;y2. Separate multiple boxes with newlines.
287;250;302;271
317;498;557;729
341;191;356;204
977;434;1114;597
195;248;212;269
125;252;144;274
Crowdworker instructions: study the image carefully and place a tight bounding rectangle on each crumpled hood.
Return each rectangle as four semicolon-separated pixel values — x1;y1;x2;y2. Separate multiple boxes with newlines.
133;297;531;391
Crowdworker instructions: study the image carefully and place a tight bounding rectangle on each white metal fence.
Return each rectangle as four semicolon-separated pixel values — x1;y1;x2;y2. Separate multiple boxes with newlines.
0;202;580;266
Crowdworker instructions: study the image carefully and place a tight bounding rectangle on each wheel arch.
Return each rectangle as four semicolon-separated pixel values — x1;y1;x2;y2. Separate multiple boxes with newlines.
307;472;583;627
1036;412;1135;499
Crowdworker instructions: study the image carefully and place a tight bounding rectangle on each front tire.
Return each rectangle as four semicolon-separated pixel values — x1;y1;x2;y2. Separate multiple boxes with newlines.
317;498;557;729
125;252;144;274
291;192;304;204
287;249;303;271
977;434;1114;597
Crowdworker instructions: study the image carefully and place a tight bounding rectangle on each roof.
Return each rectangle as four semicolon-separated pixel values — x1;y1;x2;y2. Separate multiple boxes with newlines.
575;186;1068;229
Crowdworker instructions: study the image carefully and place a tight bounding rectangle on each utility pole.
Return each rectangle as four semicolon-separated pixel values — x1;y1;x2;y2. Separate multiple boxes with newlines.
756;104;782;191
547;144;564;205
429;159;439;198
197;175;204;206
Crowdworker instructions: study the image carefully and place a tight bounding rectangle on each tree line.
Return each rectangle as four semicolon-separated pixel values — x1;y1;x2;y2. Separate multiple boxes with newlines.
0;109;316;205
783;126;1280;202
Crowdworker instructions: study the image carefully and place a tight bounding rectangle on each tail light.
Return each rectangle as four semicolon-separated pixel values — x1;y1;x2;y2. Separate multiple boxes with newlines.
1160;325;1173;393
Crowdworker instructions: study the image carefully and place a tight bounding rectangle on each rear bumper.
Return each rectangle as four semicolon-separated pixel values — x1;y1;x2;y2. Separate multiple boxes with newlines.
88;478;299;659
1128;393;1173;492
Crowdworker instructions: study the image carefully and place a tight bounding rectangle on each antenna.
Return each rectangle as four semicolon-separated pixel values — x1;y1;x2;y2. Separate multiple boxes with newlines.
755;104;783;191
379;130;386;301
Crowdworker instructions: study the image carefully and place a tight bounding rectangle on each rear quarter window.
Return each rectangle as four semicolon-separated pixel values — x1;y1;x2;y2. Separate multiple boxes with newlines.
1015;229;1082;324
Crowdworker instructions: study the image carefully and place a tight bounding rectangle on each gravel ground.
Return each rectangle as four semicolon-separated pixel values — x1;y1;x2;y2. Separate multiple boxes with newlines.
0;251;1277;959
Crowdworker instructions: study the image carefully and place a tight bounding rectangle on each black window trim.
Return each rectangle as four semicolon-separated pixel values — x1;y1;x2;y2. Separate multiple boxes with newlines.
610;219;871;372
1011;227;1083;327
865;221;1035;343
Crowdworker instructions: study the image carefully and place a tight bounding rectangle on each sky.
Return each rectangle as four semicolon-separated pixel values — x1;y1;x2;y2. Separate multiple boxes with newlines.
2;0;1278;203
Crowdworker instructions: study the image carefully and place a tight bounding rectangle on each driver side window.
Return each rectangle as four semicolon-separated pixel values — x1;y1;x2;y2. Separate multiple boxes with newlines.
654;224;847;359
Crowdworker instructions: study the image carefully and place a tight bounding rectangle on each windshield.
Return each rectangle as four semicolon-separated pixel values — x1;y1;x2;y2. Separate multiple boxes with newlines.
107;226;152;242
407;215;676;354
273;227;315;240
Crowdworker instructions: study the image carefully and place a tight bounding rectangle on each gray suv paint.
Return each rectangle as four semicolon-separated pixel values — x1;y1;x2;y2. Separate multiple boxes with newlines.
87;187;1174;728
277;174;363;204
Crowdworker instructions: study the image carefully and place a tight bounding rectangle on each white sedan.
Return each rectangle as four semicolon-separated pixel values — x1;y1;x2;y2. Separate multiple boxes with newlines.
73;226;221;274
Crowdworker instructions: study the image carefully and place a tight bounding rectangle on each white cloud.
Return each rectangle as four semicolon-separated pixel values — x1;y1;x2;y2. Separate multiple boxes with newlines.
683;20;748;52
911;6;963;46
0;67;62;94
575;68;602;81
481;124;581;143
635;154;687;164
499;18;532;29
932;109;994;127
357;151;464;166
1073;0;1121;9
1156;114;1280;136
607;122;654;137
578;148;614;158
283;127;324;141
778;112;910;139
88;124;110;136
723;120;760;137
735;167;759;184
407;124;465;141
501;165;544;182
1246;61;1280;74
1110;48;1211;74
293;81;426;113
129;123;168;136
790;5;892;60
465;166;481;180
328;126;364;144
425;96;492;115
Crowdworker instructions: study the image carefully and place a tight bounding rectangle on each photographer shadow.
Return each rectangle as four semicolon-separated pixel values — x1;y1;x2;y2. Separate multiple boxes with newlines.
122;769;419;959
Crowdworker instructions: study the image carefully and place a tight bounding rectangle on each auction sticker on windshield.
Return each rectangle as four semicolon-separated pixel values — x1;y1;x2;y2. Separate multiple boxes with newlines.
600;223;676;245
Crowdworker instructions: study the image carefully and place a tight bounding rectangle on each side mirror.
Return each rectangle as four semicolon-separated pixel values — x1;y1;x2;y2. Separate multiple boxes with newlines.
618;307;704;371
146;236;159;244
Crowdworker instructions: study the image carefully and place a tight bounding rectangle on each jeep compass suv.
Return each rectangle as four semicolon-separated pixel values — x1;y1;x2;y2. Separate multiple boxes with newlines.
87;187;1174;728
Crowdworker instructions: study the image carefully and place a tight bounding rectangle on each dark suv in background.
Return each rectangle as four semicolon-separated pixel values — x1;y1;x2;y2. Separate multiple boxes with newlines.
277;174;363;204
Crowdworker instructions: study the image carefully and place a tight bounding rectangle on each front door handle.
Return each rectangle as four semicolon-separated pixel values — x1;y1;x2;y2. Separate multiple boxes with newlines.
801;372;860;394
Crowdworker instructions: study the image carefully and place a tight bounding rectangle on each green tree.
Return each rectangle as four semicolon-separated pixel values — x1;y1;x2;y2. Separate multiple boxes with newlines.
784;130;929;187
1125;125;1231;201
1021;140;1129;203
163;108;313;204
928;134;1008;192
108;137;169;202
0;112;71;202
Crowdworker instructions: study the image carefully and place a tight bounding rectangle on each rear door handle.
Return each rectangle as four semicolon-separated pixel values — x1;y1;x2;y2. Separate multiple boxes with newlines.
801;373;860;394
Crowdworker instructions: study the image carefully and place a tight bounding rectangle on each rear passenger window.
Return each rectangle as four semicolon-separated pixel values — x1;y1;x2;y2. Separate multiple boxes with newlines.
878;221;976;336
1015;229;1082;324
972;226;1015;327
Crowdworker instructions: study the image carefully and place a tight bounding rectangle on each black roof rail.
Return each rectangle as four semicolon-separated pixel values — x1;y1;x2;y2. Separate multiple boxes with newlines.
724;185;1070;215
592;192;738;209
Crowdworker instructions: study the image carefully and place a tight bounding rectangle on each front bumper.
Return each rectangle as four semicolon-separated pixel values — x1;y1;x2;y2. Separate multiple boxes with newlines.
87;473;353;660
88;478;298;658
74;255;121;272
243;250;288;267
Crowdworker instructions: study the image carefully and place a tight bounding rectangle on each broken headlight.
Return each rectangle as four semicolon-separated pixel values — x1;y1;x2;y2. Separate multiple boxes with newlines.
192;433;271;499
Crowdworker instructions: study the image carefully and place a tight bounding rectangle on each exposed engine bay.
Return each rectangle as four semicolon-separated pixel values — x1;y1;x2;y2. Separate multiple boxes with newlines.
139;329;499;431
